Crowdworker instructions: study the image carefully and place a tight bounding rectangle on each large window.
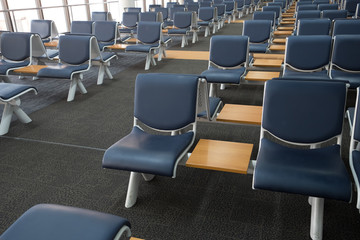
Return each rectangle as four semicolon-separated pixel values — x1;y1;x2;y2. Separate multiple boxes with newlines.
68;0;88;21
107;1;120;22
89;0;105;13
7;0;39;32
0;3;7;30
41;0;68;32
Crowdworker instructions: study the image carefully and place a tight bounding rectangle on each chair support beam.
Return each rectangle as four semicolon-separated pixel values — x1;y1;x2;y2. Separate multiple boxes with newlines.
125;172;142;208
310;197;324;240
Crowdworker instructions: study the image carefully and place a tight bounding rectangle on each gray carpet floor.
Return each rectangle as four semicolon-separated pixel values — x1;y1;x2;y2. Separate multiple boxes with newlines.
1;13;360;240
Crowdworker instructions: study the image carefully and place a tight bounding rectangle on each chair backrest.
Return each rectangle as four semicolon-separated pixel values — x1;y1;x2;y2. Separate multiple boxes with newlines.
213;4;226;16
262;79;347;144
262;6;281;19
155;7;169;20
332;19;360;36
1;32;32;61
122;12;139;28
235;0;244;9
213;0;223;4
268;2;284;9
331;35;360;72
296;10;321;20
200;2;212;7
134;73;199;131
285;35;332;71
167;2;178;8
139;12;158;22
125;7;142;13
297;4;318;11
344;0;360;16
243;20;272;43
173;12;193;28
169;7;186;20
313;0;330;4
187;2;200;13
198;7;215;21
30;20;57;41
93;21;117;43
209;35;249;68
223;1;235;12
318;3;339;10
253;11;276;28
297;18;331;35
321;9;348;20
58;35;98;65
71;21;94;34
91;12;111;21
137;21;162;44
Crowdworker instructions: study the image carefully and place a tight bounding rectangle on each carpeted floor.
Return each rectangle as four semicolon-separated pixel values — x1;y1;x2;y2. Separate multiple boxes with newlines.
1;13;360;240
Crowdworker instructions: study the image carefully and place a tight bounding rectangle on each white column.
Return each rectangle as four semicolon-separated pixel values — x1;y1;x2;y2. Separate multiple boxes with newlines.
119;0;136;12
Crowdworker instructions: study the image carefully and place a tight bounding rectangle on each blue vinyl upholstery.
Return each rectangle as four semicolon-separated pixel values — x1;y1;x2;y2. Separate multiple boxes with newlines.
318;3;339;11
137;22;161;44
254;79;351;202
297;18;331;35
187;2;200;13
198;7;214;21
262;6;281;19
37;64;89;79
321;9;348;20
332;19;360;36
139;12;157;22
94;21;117;50
173;11;192;28
0;83;37;101
344;0;360;16
330;35;360;88
58;35;91;65
284;35;331;78
126;7;141;13
253;11;275;27
1;32;32;61
102;73;198;177
243;20;271;53
91;11;109;21
70;21;93;34
297;4;318;11
0;204;130;240
30;20;51;40
121;12;139;28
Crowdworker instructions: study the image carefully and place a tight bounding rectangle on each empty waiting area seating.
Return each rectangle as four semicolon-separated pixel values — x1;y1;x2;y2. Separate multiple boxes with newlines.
243;20;272;53
332;19;360;36
253;79;352;240
102;73;199;208
296;18;331;35
30;19;58;42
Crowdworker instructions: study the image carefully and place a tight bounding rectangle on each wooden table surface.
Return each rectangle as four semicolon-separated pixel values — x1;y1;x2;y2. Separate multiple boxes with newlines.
273;30;293;36
44;40;58;48
217;104;263;125
269;44;286;51
155;50;209;60
13;65;48;74
186;139;253;174
252;53;284;60
272;38;286;44
252;58;283;68
107;44;131;50
245;71;280;81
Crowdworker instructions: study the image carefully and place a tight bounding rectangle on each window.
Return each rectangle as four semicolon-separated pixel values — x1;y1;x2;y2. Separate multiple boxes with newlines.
107;1;120;21
68;0;88;21
0;3;7;30
41;0;68;32
89;0;105;13
7;0;39;32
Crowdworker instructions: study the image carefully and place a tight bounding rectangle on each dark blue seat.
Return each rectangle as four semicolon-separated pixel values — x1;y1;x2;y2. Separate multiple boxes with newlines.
198;7;216;36
243;20;272;53
199;1;212;7
330;35;360;88
349;88;360;212
344;0;360;16
119;12;139;39
37;35;101;101
296;18;331;35
93;21;118;51
186;2;200;13
139;12;157;22
234;0;245;18
30;19;58;43
253;11;276;31
70;21;94;34
283;35;332;79
196;78;223;121
91;11;112;21
0;83;37;135
168;11;194;48
125;22;162;70
102;73;199;208
318;3;339;11
124;7;141;13
297;4;318;11
201;35;249;95
253;79;352;240
321;9;348;21
262;6;282;25
332;19;360;36
223;1;236;23
0;204;131;240
213;4;226;29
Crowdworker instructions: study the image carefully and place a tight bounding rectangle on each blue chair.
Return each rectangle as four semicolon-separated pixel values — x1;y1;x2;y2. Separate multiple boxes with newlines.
349;88;360;212
126;22;162;70
296;18;331;35
321;9;348;20
167;2;179;8
344;0;360;16
124;7;141;13
91;11;112;21
201;35;249;96
235;0;245;18
102;73;199;208
283;35;332;79
0;204;131;240
223;1;236;23
199;1;212;7
70;21;94;34
155;7;170;26
318;3;339;11
0;83;37;135
295;10;321;32
168;12;194;48
313;0;330;4
30;19;58;43
253;11;276;31
253;79;352;240
198;7;217;36
262;6;282;25
268;2;285;13
332;19;360;36
330;35;360;88
297;4;318;11
37;35;101;101
244;0;252;14
139;12;158;22
213;4;226;29
243;20;272;53
186;2;200;13
93;21;118;51
119;12;139;39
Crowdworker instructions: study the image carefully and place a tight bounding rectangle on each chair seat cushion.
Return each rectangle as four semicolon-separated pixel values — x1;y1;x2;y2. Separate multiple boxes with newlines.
197;97;221;119
37;64;89;79
167;28;189;35
94;52;116;62
330;69;360;89
126;43;159;53
0;204;130;240
253;138;352;202
0;83;36;101
201;66;246;84
198;21;211;26
249;43;268;53
283;69;330;79
352;150;360;184
102;126;194;177
44;49;59;59
0;60;30;75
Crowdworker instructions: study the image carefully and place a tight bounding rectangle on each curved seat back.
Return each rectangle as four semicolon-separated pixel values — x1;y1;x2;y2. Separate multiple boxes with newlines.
155;7;169;20
321;9;348;21
94;21;117;43
243;20;272;43
1;32;32;61
71;21;93;34
91;11;110;21
318;3;339;11
173;12;192;28
137;22;162;44
262;6;281;19
297;18;331;35
58;35;93;65
332;19;360;36
198;7;215;21
122;12;139;28
331;35;360;72
139;12;158;22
